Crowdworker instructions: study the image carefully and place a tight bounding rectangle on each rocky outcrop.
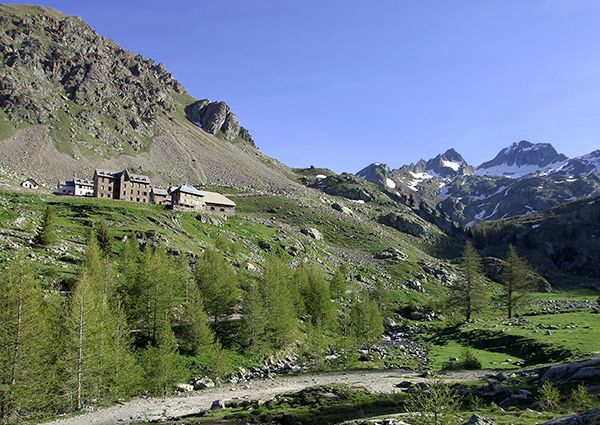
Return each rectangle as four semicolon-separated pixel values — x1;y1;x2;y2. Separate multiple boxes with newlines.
536;357;600;390
541;406;600;425
185;99;255;146
379;213;425;237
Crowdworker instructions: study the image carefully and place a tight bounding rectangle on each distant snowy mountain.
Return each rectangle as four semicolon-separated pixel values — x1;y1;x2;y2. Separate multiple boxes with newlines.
553;150;600;176
476;140;567;178
354;140;600;226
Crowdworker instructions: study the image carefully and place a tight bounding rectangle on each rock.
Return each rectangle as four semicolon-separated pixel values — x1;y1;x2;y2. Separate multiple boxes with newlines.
185;100;255;146
374;247;407;261
538;357;600;386
541;406;600;424
331;202;353;215
379;213;425;237
300;227;322;240
210;399;225;410
465;414;496;425
175;383;194;392
193;376;215;390
258;241;272;252
246;262;258;272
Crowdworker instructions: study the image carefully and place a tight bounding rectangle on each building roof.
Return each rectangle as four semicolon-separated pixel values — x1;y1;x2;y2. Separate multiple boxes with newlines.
151;186;168;196
126;170;151;184
202;191;236;207
74;178;94;187
95;169;121;178
174;184;204;197
59;179;75;187
22;178;39;186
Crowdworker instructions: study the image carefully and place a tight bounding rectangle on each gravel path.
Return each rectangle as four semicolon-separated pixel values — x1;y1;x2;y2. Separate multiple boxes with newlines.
44;369;488;425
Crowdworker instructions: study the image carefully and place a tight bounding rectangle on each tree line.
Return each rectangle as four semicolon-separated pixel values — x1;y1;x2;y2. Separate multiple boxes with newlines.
0;208;385;423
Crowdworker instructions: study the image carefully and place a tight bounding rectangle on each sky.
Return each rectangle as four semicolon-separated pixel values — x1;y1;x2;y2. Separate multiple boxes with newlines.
4;1;600;172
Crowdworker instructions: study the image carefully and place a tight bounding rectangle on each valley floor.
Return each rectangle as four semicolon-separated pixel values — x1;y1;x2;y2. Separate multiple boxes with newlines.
44;369;490;425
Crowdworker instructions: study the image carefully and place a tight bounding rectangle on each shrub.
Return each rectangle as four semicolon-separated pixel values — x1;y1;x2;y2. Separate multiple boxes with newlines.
405;378;463;425
570;384;593;411
538;380;561;411
462;349;482;370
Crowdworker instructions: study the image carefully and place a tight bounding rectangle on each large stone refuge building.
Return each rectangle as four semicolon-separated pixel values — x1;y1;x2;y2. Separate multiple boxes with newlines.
171;184;236;216
93;169;151;203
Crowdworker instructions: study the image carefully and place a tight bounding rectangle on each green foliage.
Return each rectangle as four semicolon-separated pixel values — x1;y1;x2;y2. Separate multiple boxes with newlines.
538;380;561;411
194;247;239;330
259;259;298;349
296;265;335;329
441;348;482;371
569;384;593;411
405;379;462;425
330;264;348;299
0;253;58;421
450;241;487;321
180;275;214;355
497;245;536;318
240;282;267;352
95;220;113;258
140;320;185;396
36;206;57;246
349;292;384;352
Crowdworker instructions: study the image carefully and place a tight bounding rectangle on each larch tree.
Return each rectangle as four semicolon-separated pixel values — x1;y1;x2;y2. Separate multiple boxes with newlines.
95;220;113;258
449;241;487;321
349;293;384;353
498;245;535;319
180;281;213;355
330;264;348;299
296;265;335;329
36;206;56;246
194;247;239;331
239;282;267;351
0;254;56;422
141;319;184;396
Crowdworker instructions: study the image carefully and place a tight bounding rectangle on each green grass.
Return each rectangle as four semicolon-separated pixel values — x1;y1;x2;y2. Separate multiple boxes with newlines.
428;341;523;370
0;108;17;140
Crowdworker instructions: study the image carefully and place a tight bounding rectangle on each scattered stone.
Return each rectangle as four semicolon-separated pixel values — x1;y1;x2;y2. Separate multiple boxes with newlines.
465;414;496;425
210;399;225;410
300;227;322;240
193;376;215;390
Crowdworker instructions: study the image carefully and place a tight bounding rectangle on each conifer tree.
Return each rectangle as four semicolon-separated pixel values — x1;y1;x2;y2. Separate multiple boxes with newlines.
450;241;487;321
141;320;184;396
65;250;140;411
240;282;267;351
0;254;57;422
180;282;213;355
349;293;384;353
498;245;535;318
330;264;348;299
36;206;56;246
95;220;113;258
116;235;141;318
296;265;335;328
261;259;297;349
194;247;239;329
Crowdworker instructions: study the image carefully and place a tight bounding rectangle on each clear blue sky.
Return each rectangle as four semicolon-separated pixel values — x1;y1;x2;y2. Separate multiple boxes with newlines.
5;1;600;172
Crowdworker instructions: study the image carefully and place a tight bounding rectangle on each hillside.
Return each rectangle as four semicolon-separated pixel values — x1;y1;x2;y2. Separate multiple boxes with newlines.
0;4;294;192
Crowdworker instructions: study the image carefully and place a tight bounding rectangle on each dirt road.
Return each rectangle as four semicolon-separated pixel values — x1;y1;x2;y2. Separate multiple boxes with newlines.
45;369;488;425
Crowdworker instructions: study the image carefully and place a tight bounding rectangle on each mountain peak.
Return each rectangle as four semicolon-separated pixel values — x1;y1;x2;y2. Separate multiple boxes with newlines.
476;141;568;178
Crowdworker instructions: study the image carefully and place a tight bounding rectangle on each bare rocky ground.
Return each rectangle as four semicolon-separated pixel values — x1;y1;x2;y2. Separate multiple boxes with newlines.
44;369;487;425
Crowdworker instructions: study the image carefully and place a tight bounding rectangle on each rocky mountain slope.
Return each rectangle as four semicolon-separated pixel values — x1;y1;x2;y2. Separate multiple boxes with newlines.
0;5;289;191
356;141;600;226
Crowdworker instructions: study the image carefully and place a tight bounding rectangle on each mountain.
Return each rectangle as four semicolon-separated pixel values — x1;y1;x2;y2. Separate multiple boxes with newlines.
553;150;600;176
418;148;474;179
356;163;396;189
0;5;293;192
476;140;568;178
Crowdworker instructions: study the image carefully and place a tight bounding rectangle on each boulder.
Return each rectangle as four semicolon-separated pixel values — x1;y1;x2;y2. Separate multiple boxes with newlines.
331;202;353;215
541;406;600;424
538;357;600;387
210;399;225;410
465;414;496;425
193;376;215;390
379;213;425;237
175;383;194;392
301;227;322;240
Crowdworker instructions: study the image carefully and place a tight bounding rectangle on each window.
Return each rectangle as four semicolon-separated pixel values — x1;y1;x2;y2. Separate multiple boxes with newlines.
210;206;215;211
136;198;140;202
143;191;147;196
220;208;225;212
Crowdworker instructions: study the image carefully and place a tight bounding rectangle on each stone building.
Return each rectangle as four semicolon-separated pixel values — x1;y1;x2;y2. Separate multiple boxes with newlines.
93;169;151;203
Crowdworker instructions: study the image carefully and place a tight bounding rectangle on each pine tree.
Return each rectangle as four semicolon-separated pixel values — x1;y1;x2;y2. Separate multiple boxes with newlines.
240;282;267;351
180;282;213;355
65;250;141;411
194;247;239;330
141;320;184;396
349;293;384;353
330;264;348;299
261;259;297;349
36;206;56;246
498;245;535;319
0;254;57;422
95;220;113;258
135;246;182;345
450;241;487;321
296;265;335;328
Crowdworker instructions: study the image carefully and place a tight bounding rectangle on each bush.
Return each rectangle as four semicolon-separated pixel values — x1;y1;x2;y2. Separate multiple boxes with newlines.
538;380;561;411
570;384;593;411
462;349;482;370
405;378;462;425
